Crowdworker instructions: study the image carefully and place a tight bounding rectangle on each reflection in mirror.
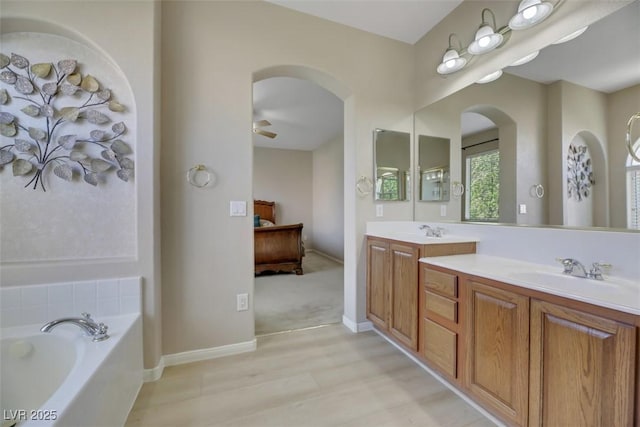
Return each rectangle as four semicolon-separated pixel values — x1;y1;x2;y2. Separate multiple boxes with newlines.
374;129;410;201
418;135;450;202
414;1;640;230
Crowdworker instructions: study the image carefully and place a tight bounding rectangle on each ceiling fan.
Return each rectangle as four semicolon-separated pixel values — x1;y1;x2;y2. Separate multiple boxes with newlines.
253;119;277;139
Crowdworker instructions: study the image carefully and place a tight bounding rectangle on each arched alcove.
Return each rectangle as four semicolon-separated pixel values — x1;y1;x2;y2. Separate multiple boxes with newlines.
0;22;138;262
565;130;608;227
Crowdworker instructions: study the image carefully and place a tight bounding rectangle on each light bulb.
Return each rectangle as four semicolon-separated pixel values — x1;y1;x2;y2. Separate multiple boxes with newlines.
523;5;537;20
479;36;491;47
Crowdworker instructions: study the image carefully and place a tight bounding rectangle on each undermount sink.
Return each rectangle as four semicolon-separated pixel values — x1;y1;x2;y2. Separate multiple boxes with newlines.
509;271;608;287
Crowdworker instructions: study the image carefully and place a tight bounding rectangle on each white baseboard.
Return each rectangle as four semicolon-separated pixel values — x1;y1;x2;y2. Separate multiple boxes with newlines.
143;338;257;382
372;328;505;427
342;315;373;333
143;357;165;382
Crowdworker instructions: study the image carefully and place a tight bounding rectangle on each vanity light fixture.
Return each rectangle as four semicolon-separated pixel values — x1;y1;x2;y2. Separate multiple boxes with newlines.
436;34;467;75
510;50;540;66
508;0;554;30
468;9;504;55
552;26;588;44
476;69;503;84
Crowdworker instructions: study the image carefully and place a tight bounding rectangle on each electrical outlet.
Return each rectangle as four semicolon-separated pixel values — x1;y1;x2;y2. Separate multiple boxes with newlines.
519;203;527;214
236;293;249;311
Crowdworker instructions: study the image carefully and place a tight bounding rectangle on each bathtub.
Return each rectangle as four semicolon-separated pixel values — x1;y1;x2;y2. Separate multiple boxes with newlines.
1;314;142;427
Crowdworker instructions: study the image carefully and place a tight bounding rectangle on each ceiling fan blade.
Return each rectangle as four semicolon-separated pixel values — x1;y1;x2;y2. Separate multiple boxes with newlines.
254;119;271;127
254;129;277;139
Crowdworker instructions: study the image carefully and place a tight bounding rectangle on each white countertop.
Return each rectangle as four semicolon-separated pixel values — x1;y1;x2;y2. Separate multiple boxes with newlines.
420;254;640;316
366;230;479;245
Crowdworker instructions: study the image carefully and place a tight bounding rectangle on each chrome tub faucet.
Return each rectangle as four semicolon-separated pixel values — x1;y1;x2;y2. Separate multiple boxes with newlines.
41;312;109;341
556;258;611;281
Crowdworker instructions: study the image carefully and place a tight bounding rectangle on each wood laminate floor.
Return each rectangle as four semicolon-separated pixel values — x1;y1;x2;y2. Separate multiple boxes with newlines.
125;324;496;427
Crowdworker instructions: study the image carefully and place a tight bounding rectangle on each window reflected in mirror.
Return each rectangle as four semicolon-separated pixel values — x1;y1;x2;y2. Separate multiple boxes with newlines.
374;129;410;201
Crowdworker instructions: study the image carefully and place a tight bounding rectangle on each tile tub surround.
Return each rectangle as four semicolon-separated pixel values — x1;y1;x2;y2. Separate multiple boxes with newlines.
1;277;141;328
366;221;640;282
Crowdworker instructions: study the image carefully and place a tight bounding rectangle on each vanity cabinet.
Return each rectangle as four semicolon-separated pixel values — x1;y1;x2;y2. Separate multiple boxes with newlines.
416;262;639;427
419;265;461;382
529;299;636;427
464;277;530;427
365;236;476;353
366;238;419;350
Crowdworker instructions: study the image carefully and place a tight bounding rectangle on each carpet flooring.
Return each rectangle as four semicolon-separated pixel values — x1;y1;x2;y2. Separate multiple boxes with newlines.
254;251;344;336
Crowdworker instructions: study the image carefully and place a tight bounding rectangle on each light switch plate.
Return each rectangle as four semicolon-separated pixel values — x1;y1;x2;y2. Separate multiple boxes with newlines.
519;203;527;214
230;201;247;216
376;204;383;217
440;204;447;217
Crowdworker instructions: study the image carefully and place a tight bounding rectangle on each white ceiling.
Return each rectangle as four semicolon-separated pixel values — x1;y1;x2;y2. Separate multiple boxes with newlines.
254;1;640;151
266;0;463;45
253;77;343;151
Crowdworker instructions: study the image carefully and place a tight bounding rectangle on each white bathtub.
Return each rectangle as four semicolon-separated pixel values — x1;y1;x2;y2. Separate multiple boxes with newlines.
0;314;142;427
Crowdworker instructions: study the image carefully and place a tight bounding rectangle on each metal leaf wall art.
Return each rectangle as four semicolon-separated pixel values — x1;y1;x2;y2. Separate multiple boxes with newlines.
0;52;134;191
567;143;594;201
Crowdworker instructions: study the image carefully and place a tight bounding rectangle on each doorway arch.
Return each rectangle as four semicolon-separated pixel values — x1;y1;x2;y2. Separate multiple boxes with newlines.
251;65;358;334
461;105;517;223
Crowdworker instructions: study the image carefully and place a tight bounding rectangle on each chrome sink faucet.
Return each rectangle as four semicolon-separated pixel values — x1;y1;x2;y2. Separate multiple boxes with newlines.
556;258;611;281
419;224;445;237
41;312;109;341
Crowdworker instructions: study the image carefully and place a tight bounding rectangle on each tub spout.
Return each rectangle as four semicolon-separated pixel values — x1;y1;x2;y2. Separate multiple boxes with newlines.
41;312;109;342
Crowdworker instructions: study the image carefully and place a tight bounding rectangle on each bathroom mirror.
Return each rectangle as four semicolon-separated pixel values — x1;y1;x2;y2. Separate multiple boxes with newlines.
374;129;411;201
414;0;640;230
417;135;450;202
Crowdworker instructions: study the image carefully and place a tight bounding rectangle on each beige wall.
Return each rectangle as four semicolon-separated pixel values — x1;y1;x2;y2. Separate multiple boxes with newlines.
160;0;414;355
312;135;344;260
253;147;313;244
0;0;162;369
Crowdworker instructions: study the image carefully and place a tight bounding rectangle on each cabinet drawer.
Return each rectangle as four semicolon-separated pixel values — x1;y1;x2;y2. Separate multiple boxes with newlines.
423;268;457;298
423;318;457;378
424;290;458;323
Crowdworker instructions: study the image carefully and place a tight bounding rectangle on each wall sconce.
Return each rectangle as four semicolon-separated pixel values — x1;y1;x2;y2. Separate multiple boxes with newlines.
436;0;557;77
436;34;468;75
468;9;505;55
508;0;554;30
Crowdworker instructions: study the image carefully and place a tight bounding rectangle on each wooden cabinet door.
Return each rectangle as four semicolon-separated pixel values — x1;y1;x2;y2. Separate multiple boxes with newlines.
366;239;389;330
529;299;636;427
388;243;419;350
465;279;530;427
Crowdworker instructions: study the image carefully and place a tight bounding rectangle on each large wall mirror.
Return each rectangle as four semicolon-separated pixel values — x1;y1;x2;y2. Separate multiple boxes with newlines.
414;0;640;231
374;129;411;201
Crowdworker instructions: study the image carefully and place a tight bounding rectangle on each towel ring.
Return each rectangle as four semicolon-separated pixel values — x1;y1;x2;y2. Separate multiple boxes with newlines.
356;176;373;197
452;182;465;198
627;112;640;162
531;184;545;198
187;164;214;188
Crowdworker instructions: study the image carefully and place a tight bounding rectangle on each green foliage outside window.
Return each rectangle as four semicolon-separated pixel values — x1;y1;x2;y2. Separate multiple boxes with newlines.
467;150;500;221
